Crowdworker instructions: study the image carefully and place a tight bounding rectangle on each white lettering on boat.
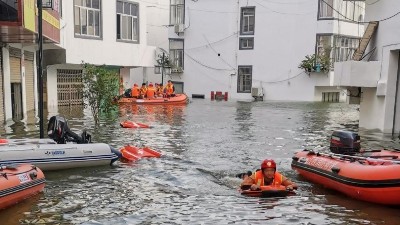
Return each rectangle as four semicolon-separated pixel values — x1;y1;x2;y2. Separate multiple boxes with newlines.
44;150;66;156
17;173;30;183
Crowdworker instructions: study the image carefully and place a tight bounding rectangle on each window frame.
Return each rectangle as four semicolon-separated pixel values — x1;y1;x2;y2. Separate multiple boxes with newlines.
240;7;255;35
239;37;254;50
116;0;140;43
317;0;365;23
237;65;252;93
73;0;102;39
170;0;185;25
169;38;184;70
315;33;361;67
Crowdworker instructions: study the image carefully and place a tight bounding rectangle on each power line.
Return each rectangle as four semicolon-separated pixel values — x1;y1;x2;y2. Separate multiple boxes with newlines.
186;33;238;50
366;0;381;5
253;71;306;84
321;0;400;23
185;52;234;71
253;0;316;15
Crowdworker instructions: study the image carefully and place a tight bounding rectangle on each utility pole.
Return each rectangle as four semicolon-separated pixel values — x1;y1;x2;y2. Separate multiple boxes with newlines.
37;0;44;138
161;52;165;87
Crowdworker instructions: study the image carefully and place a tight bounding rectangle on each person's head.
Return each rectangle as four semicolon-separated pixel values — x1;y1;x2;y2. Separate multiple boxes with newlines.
155;83;159;87
133;83;138;87
149;83;153;87
142;83;146;87
261;159;276;179
168;80;172;84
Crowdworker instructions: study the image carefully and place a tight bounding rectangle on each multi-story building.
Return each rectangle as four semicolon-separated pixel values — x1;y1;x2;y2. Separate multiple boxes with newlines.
46;0;168;113
334;0;400;134
0;0;61;123
167;0;365;101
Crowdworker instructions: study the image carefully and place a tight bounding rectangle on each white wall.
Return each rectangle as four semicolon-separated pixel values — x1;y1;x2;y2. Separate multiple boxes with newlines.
167;0;360;101
61;0;156;67
145;0;169;50
358;0;400;133
2;47;12;121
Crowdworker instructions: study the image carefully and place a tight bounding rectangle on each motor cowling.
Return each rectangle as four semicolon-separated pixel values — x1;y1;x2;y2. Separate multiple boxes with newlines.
47;115;92;144
330;130;360;154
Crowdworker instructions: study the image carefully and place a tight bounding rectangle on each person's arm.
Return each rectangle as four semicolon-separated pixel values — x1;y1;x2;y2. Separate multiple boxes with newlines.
281;176;298;190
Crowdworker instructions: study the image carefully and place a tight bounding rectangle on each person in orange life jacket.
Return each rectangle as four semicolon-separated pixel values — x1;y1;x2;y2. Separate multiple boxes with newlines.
155;83;163;97
131;83;140;98
139;83;147;98
165;80;175;97
240;159;297;191
146;83;156;98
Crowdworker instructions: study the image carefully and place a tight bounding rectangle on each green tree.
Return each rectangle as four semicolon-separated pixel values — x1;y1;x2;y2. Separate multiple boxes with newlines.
81;63;120;124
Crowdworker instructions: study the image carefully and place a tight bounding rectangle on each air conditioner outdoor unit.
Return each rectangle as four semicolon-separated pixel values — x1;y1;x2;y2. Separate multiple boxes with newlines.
174;24;185;33
171;67;183;73
252;87;263;97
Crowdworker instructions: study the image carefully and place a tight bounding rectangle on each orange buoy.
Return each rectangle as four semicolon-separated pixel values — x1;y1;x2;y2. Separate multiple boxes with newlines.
120;145;161;161
0;164;45;210
120;121;150;129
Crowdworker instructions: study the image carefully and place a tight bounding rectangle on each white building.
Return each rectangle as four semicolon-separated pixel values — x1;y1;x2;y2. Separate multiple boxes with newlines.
335;0;400;134
167;0;365;101
46;0;169;113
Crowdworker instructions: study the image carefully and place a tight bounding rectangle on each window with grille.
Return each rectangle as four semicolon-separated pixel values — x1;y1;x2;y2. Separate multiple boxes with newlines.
170;0;184;25
322;92;340;102
117;0;139;42
316;34;359;67
57;70;84;106
238;66;252;93
74;0;101;37
169;39;184;70
240;7;255;35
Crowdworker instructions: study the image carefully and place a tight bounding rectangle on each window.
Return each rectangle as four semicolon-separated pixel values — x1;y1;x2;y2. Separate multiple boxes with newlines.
169;39;184;70
170;0;184;25
116;1;139;42
322;92;340;102
74;0;101;37
334;36;359;62
239;37;254;50
240;7;255;35
316;34;360;66
319;0;333;18
237;66;252;93
318;0;365;22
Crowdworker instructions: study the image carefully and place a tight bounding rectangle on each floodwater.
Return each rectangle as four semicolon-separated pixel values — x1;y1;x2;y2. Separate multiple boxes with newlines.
0;100;399;225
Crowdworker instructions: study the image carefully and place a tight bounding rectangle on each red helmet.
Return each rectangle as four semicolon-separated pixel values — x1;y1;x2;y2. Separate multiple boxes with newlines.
261;159;276;170
133;83;138;87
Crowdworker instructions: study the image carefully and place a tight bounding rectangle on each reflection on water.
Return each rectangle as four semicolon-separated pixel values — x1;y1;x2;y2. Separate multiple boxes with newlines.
0;100;400;224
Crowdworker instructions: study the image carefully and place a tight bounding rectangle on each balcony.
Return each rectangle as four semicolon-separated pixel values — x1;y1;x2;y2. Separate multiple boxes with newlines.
333;61;380;87
0;0;60;43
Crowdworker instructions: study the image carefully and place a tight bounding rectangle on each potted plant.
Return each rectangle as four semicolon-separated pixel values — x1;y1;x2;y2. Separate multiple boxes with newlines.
298;54;316;73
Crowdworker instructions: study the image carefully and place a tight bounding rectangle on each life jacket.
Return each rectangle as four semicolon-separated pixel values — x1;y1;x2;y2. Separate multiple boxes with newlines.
146;87;156;98
253;170;283;186
131;87;140;98
166;84;174;95
140;87;147;96
156;86;164;95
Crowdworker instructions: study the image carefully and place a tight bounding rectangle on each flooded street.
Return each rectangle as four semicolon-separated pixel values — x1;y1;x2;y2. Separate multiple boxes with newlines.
0;100;399;224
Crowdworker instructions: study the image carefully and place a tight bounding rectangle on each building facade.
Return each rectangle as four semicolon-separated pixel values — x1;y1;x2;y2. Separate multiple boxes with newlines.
0;0;61;124
336;0;400;134
167;0;365;101
45;0;169;113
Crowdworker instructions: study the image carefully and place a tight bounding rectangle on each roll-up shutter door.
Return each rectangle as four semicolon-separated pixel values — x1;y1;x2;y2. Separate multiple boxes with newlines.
24;51;35;111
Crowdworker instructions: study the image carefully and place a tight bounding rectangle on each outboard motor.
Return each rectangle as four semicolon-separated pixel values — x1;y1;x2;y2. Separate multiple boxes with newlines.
330;130;360;154
47;115;92;144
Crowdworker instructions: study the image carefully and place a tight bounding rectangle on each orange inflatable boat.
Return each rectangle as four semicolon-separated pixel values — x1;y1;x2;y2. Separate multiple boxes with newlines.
118;94;188;105
0;164;45;210
292;149;400;205
120;145;161;161
120;121;150;129
240;185;295;198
